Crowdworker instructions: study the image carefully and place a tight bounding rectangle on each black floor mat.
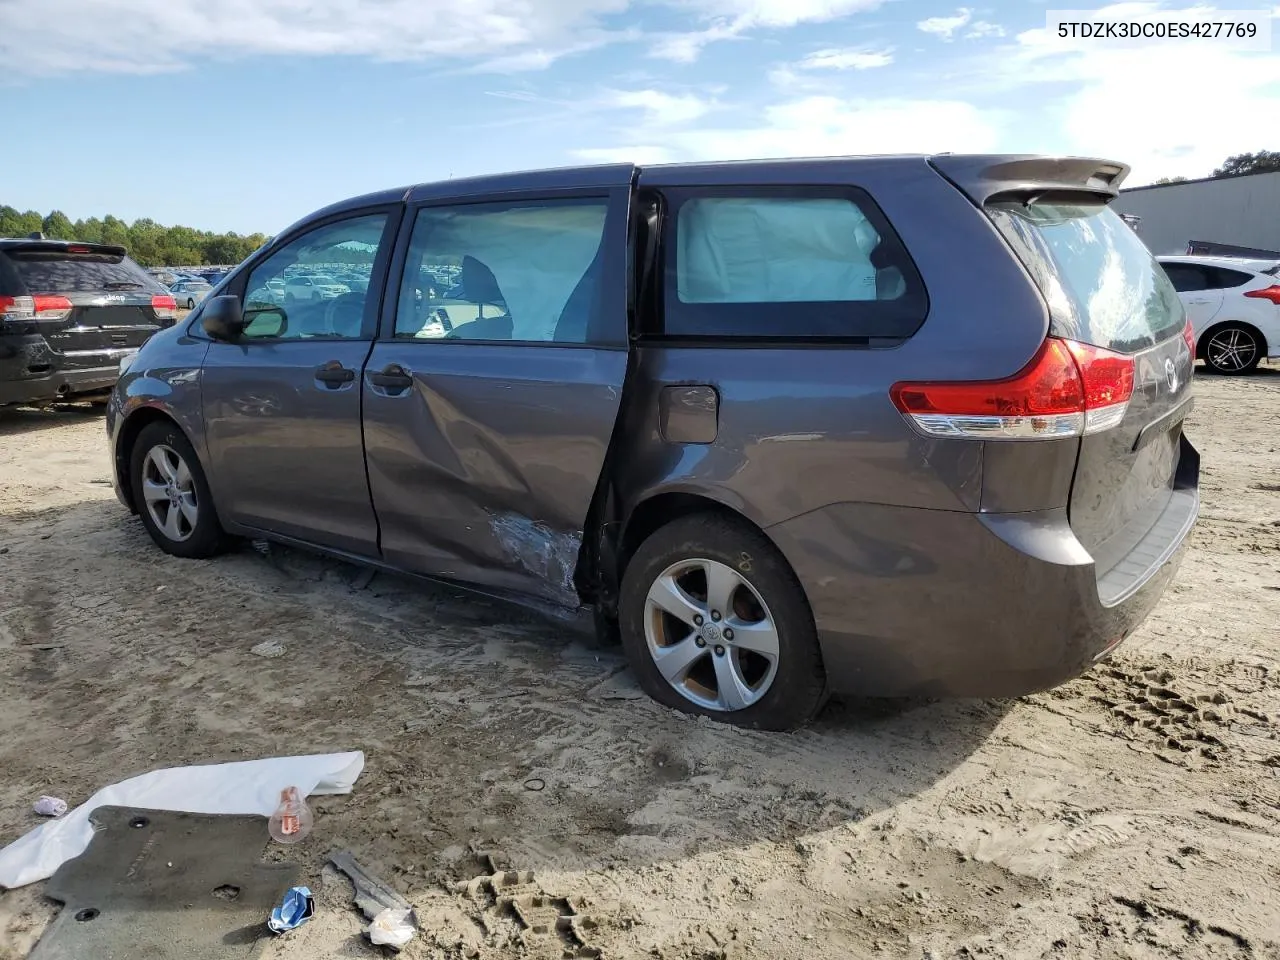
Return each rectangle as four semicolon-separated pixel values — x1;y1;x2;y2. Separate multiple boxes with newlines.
31;806;299;960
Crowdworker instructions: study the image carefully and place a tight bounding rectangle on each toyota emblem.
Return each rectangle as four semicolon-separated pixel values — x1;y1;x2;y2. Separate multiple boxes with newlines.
1165;357;1178;392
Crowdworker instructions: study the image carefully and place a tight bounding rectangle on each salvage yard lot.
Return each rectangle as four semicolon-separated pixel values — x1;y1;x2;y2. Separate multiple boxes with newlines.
0;370;1278;959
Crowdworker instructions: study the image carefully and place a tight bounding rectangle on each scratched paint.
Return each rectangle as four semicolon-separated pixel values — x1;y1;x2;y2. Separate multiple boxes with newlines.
489;513;583;607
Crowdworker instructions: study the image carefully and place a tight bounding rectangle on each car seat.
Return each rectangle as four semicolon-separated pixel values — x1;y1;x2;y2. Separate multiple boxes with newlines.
451;255;513;339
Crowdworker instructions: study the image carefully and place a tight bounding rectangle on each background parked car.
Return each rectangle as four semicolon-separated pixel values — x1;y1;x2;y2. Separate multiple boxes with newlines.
1;238;176;405
169;278;213;309
284;274;348;302
1158;255;1280;374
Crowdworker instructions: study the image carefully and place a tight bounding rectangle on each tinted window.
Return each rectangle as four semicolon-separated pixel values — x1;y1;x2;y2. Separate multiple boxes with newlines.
1160;262;1209;293
1204;266;1253;289
242;214;388;340
662;188;926;339
1;251;163;295
395;198;608;343
988;201;1184;353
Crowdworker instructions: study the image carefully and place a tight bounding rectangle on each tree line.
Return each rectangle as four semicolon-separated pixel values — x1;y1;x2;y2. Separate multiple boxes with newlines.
0;206;271;268
1153;150;1280;185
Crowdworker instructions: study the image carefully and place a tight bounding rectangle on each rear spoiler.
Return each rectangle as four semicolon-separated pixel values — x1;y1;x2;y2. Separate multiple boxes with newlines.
928;155;1130;207
2;241;128;262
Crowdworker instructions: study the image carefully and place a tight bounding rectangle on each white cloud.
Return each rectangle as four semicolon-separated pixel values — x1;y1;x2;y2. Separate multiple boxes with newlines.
605;89;715;123
0;0;641;75
649;0;887;60
994;2;1280;183
573;145;679;164
965;20;1005;39
679;97;1000;158
649;22;742;61
917;7;972;40
0;0;895;76
580;93;1001;164
796;47;894;70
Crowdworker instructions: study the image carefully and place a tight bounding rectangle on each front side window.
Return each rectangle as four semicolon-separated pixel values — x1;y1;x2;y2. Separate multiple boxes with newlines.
242;214;387;340
394;198;609;343
663;189;927;339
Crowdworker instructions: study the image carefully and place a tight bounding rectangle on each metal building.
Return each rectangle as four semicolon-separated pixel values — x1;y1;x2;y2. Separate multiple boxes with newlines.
1111;169;1280;257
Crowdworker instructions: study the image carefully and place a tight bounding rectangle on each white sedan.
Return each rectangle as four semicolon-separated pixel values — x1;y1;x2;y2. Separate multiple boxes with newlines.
1158;255;1280;374
169;278;213;310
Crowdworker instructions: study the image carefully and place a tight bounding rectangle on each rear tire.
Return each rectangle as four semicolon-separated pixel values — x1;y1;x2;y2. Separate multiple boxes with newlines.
1202;324;1263;375
619;513;827;731
129;421;228;559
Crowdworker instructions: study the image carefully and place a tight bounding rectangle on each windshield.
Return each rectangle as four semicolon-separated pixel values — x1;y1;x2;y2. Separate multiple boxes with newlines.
987;200;1185;354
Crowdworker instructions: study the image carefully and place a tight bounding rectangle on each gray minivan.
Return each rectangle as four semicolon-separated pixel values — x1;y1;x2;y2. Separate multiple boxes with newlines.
107;155;1199;730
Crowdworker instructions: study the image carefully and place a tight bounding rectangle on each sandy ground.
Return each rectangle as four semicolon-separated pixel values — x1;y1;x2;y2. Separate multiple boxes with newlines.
0;366;1278;960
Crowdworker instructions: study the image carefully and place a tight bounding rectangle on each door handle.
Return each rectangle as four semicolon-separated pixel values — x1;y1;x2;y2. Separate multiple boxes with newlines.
315;362;356;387
369;364;413;391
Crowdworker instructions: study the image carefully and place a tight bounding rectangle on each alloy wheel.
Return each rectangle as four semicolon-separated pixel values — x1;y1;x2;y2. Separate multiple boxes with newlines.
643;558;780;712
1206;327;1257;372
140;444;199;542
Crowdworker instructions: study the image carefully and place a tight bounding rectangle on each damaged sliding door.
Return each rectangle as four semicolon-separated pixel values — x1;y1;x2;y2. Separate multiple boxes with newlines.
361;180;633;608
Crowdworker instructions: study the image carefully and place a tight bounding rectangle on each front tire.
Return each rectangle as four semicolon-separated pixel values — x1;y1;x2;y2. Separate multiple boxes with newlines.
187;297;196;310
619;513;826;731
129;421;227;558
1202;324;1262;375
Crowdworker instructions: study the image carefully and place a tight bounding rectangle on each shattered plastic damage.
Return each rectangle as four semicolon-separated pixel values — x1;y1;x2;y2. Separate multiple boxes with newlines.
489;513;583;608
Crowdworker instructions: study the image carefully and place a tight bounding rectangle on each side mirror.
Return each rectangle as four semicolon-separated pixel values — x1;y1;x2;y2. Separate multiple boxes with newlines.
202;295;245;341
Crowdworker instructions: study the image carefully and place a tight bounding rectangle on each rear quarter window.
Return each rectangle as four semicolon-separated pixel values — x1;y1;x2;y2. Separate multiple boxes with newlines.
987;200;1184;354
661;187;927;340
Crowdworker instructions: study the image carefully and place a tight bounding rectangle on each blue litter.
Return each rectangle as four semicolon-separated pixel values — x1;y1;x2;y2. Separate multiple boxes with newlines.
267;886;315;934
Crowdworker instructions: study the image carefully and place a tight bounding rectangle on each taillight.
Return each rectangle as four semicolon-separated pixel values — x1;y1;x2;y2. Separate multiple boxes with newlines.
32;295;73;320
889;337;1135;441
1182;318;1196;357
0;294;72;321
1243;284;1280;305
151;294;178;320
0;295;28;321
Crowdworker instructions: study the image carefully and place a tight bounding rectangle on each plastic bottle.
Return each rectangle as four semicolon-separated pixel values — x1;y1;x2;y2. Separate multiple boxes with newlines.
268;786;313;844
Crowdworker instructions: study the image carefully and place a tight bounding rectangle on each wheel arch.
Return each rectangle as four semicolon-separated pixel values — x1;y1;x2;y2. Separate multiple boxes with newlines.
114;406;199;514
618;488;783;584
1196;318;1266;362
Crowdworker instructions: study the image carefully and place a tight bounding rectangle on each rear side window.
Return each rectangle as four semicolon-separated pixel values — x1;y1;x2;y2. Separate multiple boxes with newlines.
1160;262;1210;292
1205;266;1253;288
1161;262;1254;292
0;251;162;295
661;188;927;339
988;200;1184;354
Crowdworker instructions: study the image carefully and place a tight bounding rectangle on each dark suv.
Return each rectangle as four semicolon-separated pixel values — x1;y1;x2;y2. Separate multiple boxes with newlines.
107;155;1199;730
1;238;177;406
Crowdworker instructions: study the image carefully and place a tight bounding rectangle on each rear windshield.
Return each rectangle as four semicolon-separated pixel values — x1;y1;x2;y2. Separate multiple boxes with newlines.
0;251;164;295
987;200;1185;354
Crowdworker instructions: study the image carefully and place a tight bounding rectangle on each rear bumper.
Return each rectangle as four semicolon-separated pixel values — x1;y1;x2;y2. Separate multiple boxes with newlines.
0;363;121;405
768;443;1200;699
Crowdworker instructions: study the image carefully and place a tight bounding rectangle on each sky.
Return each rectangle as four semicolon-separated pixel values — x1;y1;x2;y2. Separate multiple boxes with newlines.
2;0;1278;235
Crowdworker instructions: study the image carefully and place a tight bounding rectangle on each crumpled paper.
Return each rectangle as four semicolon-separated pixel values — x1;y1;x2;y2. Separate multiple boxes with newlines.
33;797;67;818
367;907;416;949
267;886;315;933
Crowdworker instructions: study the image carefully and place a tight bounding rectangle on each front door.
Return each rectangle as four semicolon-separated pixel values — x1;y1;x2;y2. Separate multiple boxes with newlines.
362;184;633;607
201;210;398;556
